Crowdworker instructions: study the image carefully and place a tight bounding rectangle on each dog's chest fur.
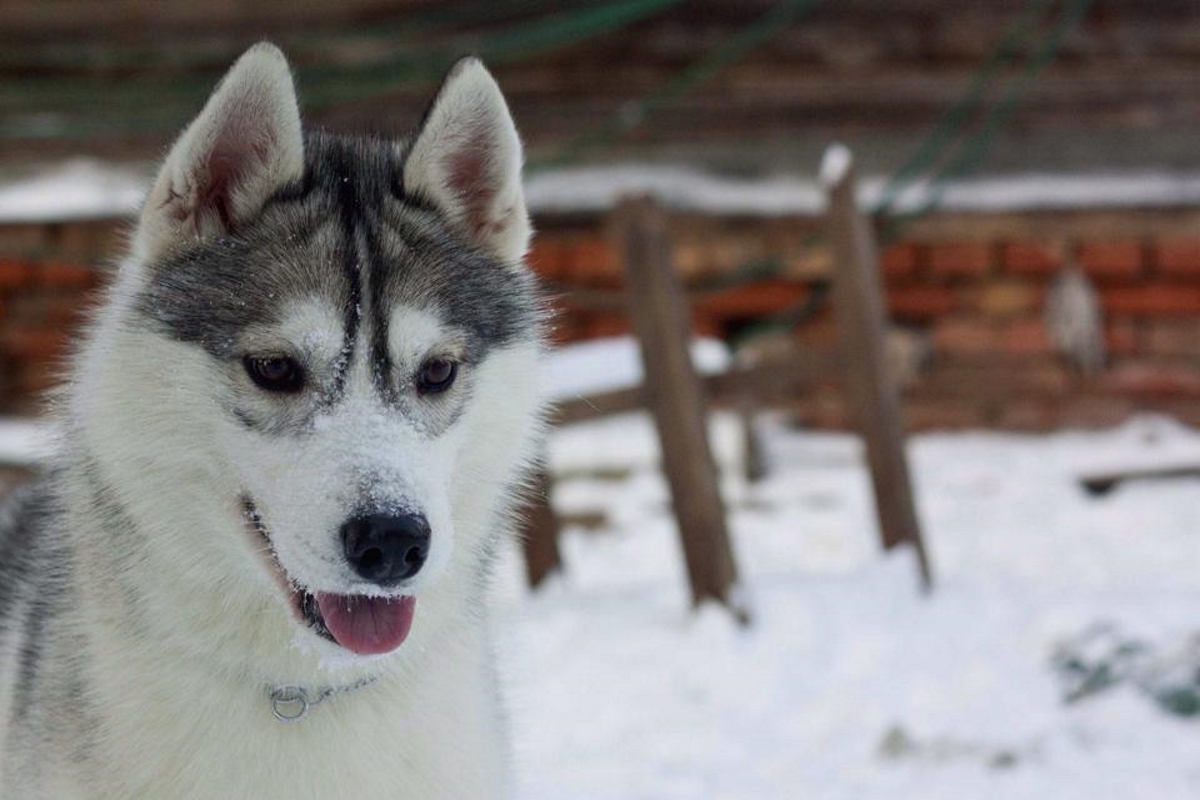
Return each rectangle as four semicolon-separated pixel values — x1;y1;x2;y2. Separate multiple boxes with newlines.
83;642;505;799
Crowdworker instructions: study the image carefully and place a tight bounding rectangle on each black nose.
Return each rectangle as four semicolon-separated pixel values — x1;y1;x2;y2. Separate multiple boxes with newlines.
340;513;431;585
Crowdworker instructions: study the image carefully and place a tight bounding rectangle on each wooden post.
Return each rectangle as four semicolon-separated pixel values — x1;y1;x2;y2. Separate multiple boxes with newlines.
612;195;745;616
521;469;563;588
739;403;769;483
823;144;933;591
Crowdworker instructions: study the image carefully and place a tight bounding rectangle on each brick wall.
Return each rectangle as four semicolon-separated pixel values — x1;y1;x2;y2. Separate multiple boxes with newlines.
529;207;1200;431
0;220;119;413
2;209;1199;430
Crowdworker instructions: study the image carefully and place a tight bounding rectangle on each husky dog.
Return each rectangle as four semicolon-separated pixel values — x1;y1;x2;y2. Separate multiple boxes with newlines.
0;43;544;799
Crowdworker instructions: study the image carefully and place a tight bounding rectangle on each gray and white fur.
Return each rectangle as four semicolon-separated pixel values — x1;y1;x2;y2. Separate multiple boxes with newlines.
0;43;545;799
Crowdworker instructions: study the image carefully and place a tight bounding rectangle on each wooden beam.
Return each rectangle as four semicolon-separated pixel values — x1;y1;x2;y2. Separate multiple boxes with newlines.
1080;465;1200;496
823;144;932;591
547;351;832;426
611;195;744;616
521;469;563;588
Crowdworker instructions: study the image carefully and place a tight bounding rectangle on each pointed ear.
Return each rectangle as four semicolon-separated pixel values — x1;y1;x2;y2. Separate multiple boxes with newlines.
403;58;531;265
136;42;304;262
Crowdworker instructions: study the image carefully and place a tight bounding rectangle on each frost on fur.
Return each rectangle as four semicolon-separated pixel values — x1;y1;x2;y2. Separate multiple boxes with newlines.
135;42;304;262
403;58;531;266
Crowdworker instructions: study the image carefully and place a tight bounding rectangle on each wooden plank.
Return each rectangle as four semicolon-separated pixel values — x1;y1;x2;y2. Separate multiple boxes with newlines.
547;350;832;426
823;144;933;590
1080;465;1200;496
521;469;563;588
740;405;769;483
611;195;744;616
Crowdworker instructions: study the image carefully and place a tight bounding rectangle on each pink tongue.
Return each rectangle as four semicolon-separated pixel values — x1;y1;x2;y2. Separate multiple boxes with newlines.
315;593;416;655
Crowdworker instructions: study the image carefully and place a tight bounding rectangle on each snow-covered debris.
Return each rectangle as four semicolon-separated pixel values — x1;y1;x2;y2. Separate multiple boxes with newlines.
0;159;148;222
524;165;1200;217
542;335;730;401
0;417;52;466
7;160;1200;222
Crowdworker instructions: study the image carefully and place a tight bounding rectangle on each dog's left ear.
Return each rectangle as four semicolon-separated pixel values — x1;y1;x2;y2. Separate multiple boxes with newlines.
403;58;531;266
135;43;305;263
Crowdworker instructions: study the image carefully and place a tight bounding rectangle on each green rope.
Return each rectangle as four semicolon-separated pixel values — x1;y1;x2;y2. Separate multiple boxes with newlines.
870;0;1054;218
880;0;1095;240
532;0;821;170
305;0;688;106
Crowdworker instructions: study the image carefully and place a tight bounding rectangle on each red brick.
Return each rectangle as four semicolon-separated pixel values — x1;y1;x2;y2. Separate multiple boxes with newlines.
918;359;1071;397
547;314;588;346
673;240;709;278
1147;399;1200;429
690;312;723;338
1;328;70;360
1077;241;1144;280
970;280;1041;318
1105;317;1141;356
996;399;1058;431
932;318;999;355
1003;319;1056;355
1003;241;1065;275
1101;286;1200;316
36;262;96;288
526;238;570;280
0;259;31;289
707;236;767;277
15;361;63;397
584;313;632;339
1058;394;1136;429
6;289;88;326
1155;240;1200;277
886;286;957;321
1102;363;1200;397
792;315;839;350
1142;319;1200;357
880;243;918;279
695;279;808;319
566;237;620;285
903;400;986;431
928;242;992;277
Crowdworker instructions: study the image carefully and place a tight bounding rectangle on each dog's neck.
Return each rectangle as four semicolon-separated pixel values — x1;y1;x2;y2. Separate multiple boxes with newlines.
266;673;380;722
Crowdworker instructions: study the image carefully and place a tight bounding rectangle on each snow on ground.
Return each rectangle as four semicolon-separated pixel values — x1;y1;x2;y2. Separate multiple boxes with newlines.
493;411;1200;800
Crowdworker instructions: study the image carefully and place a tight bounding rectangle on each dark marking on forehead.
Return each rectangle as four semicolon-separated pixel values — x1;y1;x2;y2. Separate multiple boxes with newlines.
364;224;396;402
305;135;378;402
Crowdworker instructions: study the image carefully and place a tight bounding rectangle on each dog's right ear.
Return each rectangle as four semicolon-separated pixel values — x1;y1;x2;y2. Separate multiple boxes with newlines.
134;42;304;264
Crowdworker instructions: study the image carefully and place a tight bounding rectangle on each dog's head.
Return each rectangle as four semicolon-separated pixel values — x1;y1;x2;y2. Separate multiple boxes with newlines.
84;44;543;661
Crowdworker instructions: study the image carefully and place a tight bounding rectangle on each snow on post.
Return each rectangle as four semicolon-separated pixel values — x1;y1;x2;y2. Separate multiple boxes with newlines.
819;142;854;190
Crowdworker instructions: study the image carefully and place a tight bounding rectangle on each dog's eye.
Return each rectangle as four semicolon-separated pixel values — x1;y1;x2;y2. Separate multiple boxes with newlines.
417;358;457;395
244;355;304;393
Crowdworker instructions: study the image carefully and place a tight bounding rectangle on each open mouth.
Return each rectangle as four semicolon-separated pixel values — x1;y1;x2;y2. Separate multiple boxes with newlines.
243;498;416;656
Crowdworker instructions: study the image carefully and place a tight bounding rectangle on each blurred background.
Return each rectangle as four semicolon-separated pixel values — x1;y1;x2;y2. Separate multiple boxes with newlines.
2;1;1200;798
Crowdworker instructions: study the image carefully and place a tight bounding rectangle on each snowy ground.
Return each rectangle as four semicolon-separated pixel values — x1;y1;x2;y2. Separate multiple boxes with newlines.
492;411;1200;800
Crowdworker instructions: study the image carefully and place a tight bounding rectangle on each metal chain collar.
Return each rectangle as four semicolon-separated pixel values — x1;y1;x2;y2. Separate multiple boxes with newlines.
267;675;380;723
